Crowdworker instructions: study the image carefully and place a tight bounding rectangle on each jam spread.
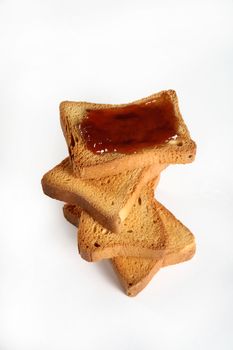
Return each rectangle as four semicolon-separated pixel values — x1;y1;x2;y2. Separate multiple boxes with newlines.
79;95;178;154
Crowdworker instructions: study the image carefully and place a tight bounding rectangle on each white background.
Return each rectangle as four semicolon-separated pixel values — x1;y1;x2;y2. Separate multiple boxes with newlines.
1;0;233;349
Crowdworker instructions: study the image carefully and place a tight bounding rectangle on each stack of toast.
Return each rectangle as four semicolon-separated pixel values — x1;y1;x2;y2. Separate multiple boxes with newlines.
42;90;196;296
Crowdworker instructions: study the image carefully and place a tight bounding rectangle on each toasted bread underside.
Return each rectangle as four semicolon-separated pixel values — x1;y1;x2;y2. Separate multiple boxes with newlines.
63;201;195;296
77;184;168;262
41;158;165;233
60;90;196;179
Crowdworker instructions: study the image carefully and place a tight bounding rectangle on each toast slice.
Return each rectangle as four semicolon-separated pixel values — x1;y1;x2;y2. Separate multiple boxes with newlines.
41;158;165;233
60;90;196;179
63;201;195;296
77;184;169;262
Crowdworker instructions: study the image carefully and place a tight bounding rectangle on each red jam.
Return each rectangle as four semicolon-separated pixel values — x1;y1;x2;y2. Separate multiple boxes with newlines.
79;95;178;154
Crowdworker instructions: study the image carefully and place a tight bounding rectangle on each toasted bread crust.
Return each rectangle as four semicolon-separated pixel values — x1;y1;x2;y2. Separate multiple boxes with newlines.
78;141;195;179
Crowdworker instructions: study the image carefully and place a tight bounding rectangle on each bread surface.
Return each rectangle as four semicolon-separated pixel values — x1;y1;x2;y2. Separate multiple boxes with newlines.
63;200;195;296
77;184;168;262
41;158;165;232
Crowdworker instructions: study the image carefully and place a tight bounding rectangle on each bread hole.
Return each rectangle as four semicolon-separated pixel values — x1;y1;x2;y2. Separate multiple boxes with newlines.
188;154;192;158
127;230;133;233
93;226;97;233
128;283;133;286
94;242;100;248
138;197;142;205
177;142;183;147
111;201;114;206
70;133;75;147
107;179;111;184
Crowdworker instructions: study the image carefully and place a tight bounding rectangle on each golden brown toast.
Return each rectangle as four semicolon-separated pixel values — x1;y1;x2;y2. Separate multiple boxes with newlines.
77;184;168;262
60;90;196;179
63;200;195;296
41;158;165;232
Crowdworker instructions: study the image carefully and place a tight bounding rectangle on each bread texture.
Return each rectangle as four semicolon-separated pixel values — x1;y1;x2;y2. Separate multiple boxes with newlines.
63;200;195;296
76;184;169;262
41;158;165;233
60;90;196;179
63;200;196;296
